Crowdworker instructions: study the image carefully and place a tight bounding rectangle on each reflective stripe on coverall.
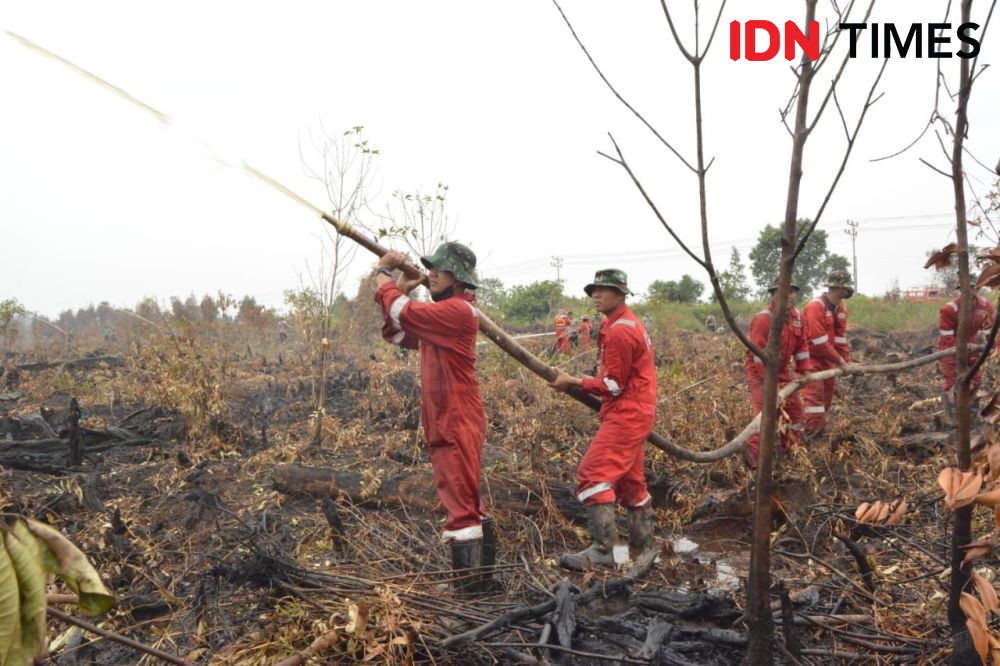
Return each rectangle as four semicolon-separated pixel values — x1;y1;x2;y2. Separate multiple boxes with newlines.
801;295;848;432
576;305;657;510
375;281;487;542
939;296;995;392
744;306;814;468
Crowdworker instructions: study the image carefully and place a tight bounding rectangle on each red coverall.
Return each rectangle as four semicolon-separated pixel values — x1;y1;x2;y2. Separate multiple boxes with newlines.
939;295;995;392
375;281;487;543
579;320;593;351
744;306;814;468
576;305;657;509
801;295;849;433
555;314;571;352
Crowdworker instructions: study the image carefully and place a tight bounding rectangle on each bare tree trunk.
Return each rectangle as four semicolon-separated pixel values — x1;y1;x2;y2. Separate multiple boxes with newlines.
746;3;818;663
948;2;977;662
312;339;328;446
312;239;341;447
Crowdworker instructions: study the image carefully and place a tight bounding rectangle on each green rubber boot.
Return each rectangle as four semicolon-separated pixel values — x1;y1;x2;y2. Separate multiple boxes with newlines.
627;507;655;559
559;503;618;571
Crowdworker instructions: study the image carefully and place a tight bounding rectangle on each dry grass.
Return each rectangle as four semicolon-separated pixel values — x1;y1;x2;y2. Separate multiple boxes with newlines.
0;317;988;664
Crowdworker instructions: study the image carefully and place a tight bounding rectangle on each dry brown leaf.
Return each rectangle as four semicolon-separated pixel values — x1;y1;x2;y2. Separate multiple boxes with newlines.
963;536;998;568
863;501;884;524
972;574;999;613
875;502;891;524
967;617;989;664
962;591;988;627
975;486;1000;507
886;500;908;526
989;632;1000;664
988;443;1000;481
925;243;960;270
978;263;1000;290
940;468;959;502
855;502;872;522
978;247;1000;264
860;501;876;523
959;473;985;508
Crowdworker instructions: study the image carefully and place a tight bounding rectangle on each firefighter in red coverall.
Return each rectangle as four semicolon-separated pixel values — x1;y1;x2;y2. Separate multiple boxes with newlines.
579;315;593;351
549;269;657;569
939;281;995;407
374;243;497;594
555;308;571;353
801;270;855;436
744;284;814;469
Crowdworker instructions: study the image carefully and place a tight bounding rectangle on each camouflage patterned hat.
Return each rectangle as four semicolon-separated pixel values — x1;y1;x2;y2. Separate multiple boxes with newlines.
420;242;479;289
767;283;800;294
825;269;854;298
584;268;632;296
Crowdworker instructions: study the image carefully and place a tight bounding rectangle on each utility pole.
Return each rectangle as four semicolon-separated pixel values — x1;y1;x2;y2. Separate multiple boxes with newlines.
845;220;859;291
551;256;564;284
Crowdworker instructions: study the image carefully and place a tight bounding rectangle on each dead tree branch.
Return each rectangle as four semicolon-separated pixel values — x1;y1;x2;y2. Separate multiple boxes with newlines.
551;0;697;173
793;58;889;260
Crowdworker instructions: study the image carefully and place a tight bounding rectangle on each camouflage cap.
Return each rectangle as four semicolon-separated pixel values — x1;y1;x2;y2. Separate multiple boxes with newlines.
584;268;632;296
420;242;479;289
825;269;855;298
767;283;800;294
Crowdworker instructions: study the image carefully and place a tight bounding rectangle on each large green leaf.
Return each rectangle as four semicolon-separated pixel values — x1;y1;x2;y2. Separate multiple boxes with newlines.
24;520;113;616
0;541;21;664
4;521;47;662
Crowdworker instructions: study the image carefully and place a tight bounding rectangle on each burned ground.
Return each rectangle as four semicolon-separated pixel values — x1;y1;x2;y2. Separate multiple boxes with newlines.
0;321;982;664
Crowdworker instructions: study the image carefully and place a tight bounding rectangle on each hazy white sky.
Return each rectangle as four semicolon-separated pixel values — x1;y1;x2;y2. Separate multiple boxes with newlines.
2;1;998;318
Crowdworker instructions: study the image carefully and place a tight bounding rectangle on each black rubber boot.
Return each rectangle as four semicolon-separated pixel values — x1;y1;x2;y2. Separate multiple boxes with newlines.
451;539;483;595
481;516;496;568
451;539;502;595
559;503;618;571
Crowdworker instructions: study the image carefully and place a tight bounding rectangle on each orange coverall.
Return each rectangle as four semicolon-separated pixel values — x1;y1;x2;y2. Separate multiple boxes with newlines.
939;295;995;392
801;295;848;433
744;306;814;468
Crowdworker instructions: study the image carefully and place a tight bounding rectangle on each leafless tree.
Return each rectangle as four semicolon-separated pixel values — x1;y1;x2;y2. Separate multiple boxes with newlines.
871;2;998;660
935;2;994;662
376;182;456;260
553;0;890;660
300;124;380;445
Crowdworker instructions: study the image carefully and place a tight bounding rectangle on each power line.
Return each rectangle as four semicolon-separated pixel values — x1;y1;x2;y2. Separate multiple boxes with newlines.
485;217;962;281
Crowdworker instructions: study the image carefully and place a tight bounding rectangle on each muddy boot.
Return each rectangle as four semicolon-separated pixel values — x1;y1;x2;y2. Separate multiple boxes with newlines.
481;516;496;569
451;539;502;596
559;503;618;571
477;517;504;594
627;507;655;559
451;539;483;594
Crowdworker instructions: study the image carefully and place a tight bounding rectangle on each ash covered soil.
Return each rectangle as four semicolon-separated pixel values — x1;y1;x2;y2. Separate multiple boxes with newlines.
0;321;976;664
